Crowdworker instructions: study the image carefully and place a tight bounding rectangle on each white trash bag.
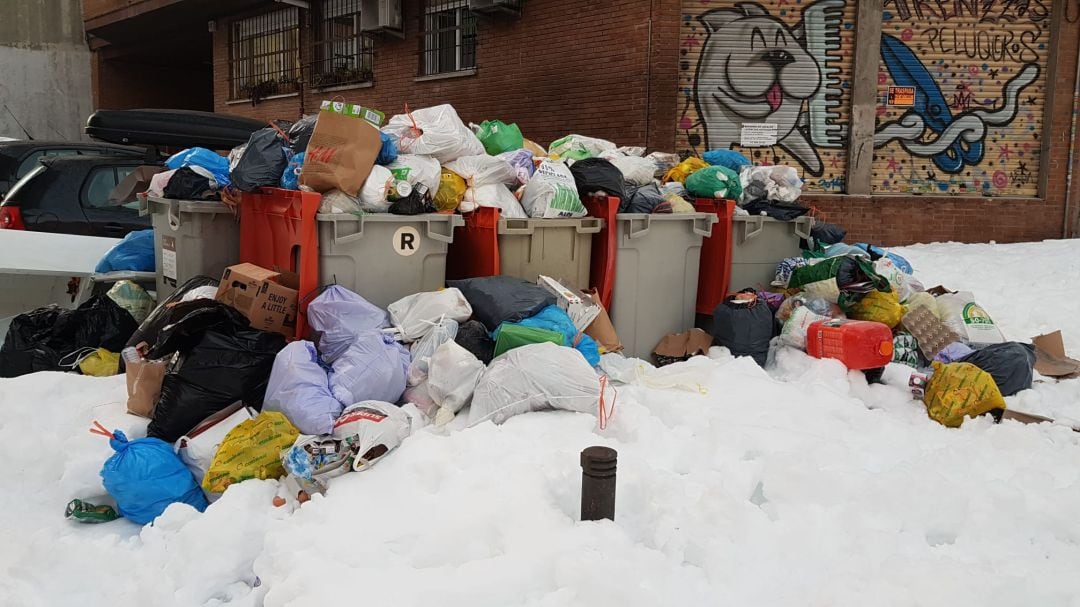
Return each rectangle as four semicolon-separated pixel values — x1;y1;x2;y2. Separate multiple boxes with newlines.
428;340;485;426
547;134;616;159
444;154;518;188
332;401;427;471
387;154;441;194
175;403;255;489
936;291;1006;346
520;160;587;218
359;164;395;212
600;150;657;186
382;104;484;163
388;288;473;342
468;342;604;426
407;318;459;386
462;183;528;218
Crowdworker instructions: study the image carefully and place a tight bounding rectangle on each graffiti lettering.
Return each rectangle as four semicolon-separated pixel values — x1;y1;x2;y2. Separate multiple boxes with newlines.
884;0;1049;23
925;26;1041;63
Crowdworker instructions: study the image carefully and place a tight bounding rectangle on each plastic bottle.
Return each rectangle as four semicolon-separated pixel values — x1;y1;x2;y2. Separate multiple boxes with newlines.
806;319;894;370
121;346;143;365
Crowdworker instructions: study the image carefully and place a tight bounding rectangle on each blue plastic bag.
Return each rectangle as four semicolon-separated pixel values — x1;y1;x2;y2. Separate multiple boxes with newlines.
702;149;751;172
377;132;398;165
95;229;155;273
279;152;305;190
855;243;914;274
494;305;601;366
264;340;341;435
100;429;208;525
165;148;231;187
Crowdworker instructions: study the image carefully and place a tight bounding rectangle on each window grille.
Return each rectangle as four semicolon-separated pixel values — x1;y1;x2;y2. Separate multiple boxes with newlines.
310;0;374;88
420;0;477;76
229;8;301;101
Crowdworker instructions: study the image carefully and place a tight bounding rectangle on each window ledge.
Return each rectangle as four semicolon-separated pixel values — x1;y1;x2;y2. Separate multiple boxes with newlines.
226;92;299;105
414;68;477;83
312;81;375;93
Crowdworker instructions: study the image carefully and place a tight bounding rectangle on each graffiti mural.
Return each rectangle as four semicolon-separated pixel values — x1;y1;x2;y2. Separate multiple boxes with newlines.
677;0;856;192
872;0;1051;195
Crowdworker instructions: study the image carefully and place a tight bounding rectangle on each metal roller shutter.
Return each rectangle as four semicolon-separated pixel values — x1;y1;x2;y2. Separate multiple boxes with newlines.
676;0;857;193
872;2;1052;196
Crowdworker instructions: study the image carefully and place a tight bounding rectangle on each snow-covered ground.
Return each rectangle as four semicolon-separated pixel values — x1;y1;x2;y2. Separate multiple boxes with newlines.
2;239;1080;607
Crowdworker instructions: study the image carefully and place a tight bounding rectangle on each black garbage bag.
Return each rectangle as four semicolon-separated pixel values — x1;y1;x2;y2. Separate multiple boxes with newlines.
742;199;809;221
229;127;290;192
959;342;1036;396
126;275;220;350
287;114;317;154
455;319;496;365
146;301;286;443
163;167;216;199
447;276;556;332
621;183;667;213
810;222;847;247
711;292;775;367
0;296;137;378
388;184;434;215
569;158;626;201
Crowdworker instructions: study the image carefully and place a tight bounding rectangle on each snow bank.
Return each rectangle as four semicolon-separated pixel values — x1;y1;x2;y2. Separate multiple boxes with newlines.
2;240;1080;606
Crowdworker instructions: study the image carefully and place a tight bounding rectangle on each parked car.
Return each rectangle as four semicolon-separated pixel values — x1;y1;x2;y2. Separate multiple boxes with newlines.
0;140;146;199
0;155;152;237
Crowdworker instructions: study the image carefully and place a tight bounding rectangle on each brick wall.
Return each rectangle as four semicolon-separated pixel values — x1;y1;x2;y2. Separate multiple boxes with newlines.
212;0;681;150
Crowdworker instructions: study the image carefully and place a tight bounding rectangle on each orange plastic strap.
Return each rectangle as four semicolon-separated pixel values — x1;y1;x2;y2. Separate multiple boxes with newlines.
808;205;828;221
268;120;291;144
404;102;421;139
88;420;115;440
598;376;617;430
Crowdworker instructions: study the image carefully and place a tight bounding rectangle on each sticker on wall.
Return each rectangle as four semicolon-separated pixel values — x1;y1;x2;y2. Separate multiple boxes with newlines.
887;86;916;107
740;123;779;147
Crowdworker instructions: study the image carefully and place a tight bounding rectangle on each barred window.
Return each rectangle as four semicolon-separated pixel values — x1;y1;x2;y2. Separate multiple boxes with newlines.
310;0;374;89
229;8;301;101
420;0;476;76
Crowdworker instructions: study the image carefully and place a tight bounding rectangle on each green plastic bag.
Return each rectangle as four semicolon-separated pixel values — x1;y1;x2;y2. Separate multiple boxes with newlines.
685;165;742;200
476;120;524;156
493;324;564;358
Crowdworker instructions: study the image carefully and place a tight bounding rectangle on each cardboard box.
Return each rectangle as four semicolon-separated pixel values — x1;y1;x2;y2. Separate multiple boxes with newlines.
536;275;601;332
653;328;713;367
215;263;298;336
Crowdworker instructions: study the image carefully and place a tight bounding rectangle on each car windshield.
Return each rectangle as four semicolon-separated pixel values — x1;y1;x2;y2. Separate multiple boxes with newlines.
2;164;46;205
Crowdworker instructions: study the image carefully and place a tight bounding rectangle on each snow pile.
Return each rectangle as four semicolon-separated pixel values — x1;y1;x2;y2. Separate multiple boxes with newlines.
2;240;1080;606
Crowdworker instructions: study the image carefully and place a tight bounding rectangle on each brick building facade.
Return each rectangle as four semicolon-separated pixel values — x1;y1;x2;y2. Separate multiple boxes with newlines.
84;0;1080;245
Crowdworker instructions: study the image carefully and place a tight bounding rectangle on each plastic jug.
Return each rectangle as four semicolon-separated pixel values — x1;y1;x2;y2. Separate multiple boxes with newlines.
806;319;894;370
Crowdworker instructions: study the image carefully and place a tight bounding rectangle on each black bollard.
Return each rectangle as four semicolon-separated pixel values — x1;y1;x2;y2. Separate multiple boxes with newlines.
580;446;617;521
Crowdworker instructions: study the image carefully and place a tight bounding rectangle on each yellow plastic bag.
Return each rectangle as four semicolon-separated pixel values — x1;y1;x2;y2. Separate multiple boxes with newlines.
847;290;904;328
78;349;120;377
665;193;695;213
662;157;708;184
923;361;1006;427
433;168;467;212
904;291;939;317
202;412;298;494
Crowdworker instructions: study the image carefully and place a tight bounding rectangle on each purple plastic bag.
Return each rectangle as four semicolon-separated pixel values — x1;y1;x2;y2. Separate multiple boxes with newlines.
307;285;390;362
935;341;976;364
330;330;410;407
498;149;535;186
264;340;341;435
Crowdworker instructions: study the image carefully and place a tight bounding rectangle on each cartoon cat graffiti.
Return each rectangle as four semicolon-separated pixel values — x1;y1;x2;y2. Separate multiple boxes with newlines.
693;1;847;177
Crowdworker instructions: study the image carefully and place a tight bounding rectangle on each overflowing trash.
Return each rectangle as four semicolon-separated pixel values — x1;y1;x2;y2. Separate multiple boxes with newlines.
1;99;1070;531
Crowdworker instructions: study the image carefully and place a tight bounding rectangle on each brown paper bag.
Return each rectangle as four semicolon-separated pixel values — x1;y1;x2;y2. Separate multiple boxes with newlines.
299;110;382;194
582;289;622;353
652;329;713;367
126;359;167;419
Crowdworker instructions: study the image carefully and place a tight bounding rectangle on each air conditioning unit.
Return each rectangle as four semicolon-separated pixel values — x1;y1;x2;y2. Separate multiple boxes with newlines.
467;0;522;17
360;0;403;36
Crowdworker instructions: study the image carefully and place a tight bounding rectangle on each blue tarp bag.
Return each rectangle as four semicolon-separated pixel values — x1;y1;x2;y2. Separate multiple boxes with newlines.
377;132;398;165
494;305;601;367
95;229;155;273
98;427;208;525
165;148;231;187
280;152;305;190
702;149;751;172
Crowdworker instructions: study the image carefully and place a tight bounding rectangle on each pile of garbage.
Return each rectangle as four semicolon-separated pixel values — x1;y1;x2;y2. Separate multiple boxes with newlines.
706;228;1072;431
32;261;621;523
147;100;802;219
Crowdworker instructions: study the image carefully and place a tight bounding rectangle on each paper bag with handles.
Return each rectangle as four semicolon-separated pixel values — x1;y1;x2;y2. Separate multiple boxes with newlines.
299;109;382;194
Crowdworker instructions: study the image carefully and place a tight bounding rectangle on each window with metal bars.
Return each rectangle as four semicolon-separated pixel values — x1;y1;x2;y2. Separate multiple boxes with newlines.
310;0;374;89
420;0;477;76
228;8;301;101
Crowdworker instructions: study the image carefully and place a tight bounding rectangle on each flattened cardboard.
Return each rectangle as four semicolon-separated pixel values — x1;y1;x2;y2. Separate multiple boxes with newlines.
653;328;713;366
215;263;298;336
997;408;1080;433
1031;330;1080;379
582;288;622;353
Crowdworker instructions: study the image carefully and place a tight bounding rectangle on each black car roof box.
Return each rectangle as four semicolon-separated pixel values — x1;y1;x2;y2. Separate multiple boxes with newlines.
86;109;266;150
